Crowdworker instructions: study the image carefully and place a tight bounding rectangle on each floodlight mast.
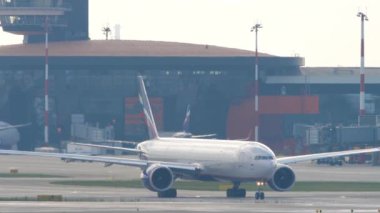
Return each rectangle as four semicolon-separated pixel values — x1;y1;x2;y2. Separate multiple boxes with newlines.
251;23;262;141
357;12;368;116
44;16;49;146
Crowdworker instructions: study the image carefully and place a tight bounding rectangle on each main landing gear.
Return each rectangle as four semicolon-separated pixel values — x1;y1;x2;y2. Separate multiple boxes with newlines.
226;182;246;198
157;188;177;198
225;181;265;200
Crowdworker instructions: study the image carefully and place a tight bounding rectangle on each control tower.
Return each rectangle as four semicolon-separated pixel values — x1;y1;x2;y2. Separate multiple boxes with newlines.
0;0;88;43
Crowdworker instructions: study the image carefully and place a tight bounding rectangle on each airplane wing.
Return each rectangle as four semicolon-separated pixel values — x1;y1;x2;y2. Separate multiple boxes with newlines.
0;123;31;131
104;140;138;146
71;142;141;154
277;147;380;164
191;134;217;139
0;149;199;174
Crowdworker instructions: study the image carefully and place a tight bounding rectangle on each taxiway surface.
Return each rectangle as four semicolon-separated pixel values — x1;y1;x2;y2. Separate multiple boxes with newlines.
0;155;379;212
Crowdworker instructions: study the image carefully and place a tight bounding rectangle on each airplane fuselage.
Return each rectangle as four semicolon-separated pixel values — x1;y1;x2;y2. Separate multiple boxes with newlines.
0;121;20;149
137;137;277;182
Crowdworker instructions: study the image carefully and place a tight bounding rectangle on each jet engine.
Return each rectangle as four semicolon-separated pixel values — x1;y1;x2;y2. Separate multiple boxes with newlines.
141;164;174;192
267;164;296;191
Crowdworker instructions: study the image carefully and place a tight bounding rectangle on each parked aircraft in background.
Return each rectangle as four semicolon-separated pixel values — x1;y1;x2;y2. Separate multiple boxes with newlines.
171;104;216;138
0;76;379;200
0;122;30;149
70;105;214;152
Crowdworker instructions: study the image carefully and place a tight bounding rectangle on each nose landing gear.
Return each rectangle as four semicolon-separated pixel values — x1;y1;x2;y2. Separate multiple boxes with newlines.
255;191;265;200
255;181;265;200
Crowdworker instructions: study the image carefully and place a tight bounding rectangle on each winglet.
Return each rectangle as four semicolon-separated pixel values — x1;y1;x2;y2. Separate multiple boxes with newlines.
137;76;159;140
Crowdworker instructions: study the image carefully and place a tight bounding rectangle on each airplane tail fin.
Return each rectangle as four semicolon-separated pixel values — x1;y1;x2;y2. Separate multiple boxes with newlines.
182;105;191;133
137;76;159;140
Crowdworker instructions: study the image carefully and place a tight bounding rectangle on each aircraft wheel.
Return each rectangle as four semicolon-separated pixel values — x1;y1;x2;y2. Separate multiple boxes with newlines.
260;191;265;200
255;191;265;200
236;188;246;197
226;188;246;198
158;188;177;198
255;192;259;200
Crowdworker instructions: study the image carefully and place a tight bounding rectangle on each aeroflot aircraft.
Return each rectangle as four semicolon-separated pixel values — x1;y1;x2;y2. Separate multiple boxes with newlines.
0;76;379;200
171;104;216;138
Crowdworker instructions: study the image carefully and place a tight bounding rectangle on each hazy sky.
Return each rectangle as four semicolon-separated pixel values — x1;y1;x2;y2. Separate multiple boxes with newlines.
1;0;379;67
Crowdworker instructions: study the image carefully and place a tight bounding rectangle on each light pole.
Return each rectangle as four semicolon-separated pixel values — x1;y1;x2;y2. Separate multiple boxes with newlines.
44;16;49;146
357;12;368;116
251;23;262;141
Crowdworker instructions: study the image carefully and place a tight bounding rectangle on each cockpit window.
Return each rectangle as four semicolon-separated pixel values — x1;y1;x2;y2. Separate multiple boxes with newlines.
255;155;274;160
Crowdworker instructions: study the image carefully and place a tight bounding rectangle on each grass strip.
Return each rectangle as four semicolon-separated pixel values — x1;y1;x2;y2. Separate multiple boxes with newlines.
0;197;36;201
51;180;380;192
0;173;66;178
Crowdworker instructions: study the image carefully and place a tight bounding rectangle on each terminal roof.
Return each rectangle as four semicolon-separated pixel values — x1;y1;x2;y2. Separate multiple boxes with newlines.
0;40;273;57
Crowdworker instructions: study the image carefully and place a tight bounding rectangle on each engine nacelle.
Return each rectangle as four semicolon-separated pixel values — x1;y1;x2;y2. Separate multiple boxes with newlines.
140;164;174;192
267;164;296;192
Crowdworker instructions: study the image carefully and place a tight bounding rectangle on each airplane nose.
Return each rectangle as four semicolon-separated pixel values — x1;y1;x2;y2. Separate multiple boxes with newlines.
269;159;277;168
255;158;277;178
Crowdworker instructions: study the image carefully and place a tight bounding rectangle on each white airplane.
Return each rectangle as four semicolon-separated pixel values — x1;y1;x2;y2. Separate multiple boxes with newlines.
0;76;379;200
0;122;30;149
75;104;215;149
171;104;217;138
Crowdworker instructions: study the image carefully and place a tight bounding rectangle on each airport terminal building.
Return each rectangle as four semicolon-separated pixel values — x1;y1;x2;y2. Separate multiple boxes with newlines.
0;40;310;150
1;0;379;157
